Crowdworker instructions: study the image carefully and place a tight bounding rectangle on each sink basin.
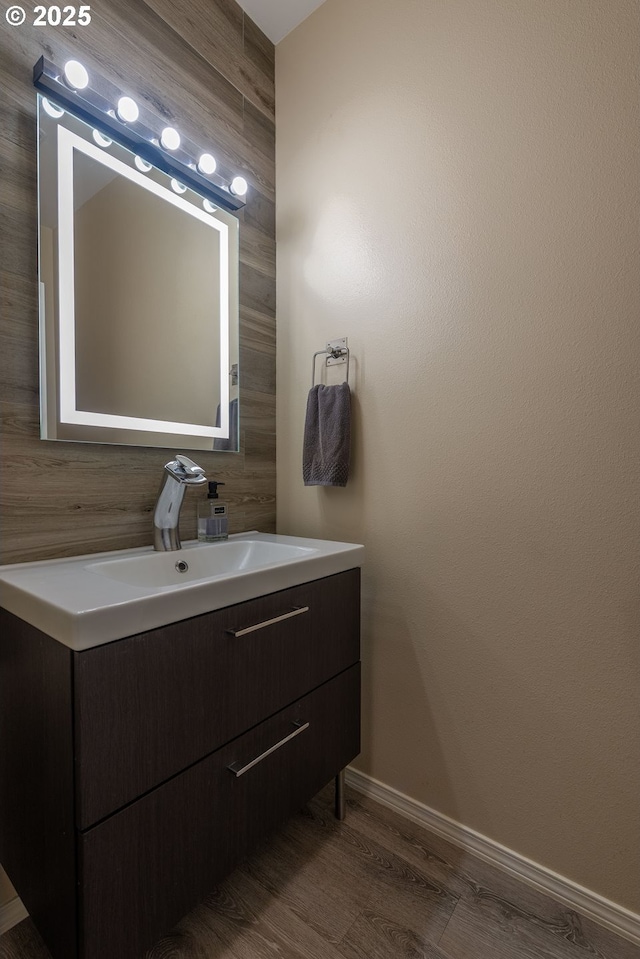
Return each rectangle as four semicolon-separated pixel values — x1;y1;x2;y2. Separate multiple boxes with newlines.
0;532;364;651
86;539;316;588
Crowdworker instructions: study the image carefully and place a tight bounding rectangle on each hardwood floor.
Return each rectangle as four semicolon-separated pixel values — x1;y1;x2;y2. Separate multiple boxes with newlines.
1;784;637;959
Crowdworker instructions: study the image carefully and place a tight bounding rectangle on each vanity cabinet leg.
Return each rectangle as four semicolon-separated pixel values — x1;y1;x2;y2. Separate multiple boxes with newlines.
335;769;346;820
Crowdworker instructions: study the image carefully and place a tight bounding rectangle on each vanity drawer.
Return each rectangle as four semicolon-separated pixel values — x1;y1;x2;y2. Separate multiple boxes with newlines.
78;664;360;959
73;568;360;828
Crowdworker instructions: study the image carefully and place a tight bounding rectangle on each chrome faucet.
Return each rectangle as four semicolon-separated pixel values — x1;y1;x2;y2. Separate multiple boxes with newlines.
153;454;207;551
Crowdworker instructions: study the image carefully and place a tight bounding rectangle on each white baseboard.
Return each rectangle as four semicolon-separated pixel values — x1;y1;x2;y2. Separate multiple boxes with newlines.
345;767;640;948
0;896;28;936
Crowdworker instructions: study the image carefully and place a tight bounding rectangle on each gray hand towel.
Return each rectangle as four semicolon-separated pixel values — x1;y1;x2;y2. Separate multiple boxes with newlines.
302;382;351;487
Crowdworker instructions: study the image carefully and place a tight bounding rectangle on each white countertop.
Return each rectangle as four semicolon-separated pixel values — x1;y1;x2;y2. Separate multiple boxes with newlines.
0;532;364;651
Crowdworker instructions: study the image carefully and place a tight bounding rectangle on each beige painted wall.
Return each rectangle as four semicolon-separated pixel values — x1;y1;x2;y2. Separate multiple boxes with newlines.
276;0;640;911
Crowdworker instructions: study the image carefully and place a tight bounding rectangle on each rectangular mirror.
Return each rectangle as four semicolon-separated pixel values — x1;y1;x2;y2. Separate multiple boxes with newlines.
37;94;239;451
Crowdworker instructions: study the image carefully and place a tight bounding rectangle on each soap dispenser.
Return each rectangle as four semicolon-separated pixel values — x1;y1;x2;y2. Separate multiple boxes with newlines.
197;481;228;542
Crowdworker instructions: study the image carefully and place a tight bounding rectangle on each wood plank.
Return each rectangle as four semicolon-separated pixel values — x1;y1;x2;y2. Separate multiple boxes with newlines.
351;792;636;959
244;797;457;952
240;347;277;395
0;206;37;283
240;262;277;318
142;0;244;87
440;895;606;959
141;0;275;120
240;829;372;946
290;793;459;889
243;429;277;475
1;784;637;959
338;905;456;959
435;826;640;959
241;389;276;434
344;792;640;959
243;15;275;96
150;869;349;959
0;920;51;959
240;223;276;276
282;798;459;944
339;791;476;899
239;305;277;355
0;272;40;400
244;189;276;239
243;99;276;177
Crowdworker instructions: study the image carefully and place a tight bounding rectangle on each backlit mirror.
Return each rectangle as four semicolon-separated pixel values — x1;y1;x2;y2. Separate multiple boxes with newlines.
37;95;239;451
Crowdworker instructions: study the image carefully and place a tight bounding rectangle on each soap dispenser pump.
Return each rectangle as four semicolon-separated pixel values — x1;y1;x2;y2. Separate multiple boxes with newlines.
197;481;228;542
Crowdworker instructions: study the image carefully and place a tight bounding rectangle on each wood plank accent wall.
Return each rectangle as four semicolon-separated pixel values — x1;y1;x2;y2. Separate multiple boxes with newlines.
0;0;276;564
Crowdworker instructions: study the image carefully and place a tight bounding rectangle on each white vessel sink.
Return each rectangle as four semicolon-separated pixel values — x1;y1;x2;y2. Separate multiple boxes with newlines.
0;532;364;651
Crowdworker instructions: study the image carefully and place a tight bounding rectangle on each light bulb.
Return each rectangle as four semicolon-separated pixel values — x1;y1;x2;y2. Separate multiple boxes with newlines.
230;176;248;197
197;153;217;176
92;130;112;148
160;127;180;150
42;98;64;118
135;156;152;172
203;199;218;214
63;60;89;90
117;96;139;123
170;179;187;194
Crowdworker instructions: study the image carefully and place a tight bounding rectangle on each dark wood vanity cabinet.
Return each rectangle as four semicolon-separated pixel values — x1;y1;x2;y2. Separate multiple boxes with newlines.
0;568;361;959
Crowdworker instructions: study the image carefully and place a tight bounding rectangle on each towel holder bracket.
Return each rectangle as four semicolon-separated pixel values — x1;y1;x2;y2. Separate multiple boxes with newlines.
326;338;348;368
311;337;350;387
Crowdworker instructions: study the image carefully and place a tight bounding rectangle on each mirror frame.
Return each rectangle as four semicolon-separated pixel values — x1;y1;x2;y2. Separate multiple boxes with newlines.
37;96;240;452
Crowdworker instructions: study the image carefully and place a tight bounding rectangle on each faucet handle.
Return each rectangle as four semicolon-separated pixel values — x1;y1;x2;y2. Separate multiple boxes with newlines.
164;454;207;485
175;454;206;477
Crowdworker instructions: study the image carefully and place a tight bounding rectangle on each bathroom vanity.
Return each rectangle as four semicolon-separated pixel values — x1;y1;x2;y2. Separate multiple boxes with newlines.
0;534;363;959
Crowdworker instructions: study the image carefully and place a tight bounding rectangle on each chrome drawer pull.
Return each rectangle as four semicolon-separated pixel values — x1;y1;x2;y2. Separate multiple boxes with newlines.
226;605;309;638
227;721;310;778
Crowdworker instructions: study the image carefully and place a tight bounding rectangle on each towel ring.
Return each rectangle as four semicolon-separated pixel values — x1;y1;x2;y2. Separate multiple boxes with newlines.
311;338;350;387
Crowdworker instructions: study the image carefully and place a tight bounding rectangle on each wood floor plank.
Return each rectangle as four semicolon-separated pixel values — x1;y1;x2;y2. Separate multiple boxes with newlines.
0;919;50;959
576;920;640;959
337;905;456;959
323;790;470;901
240;830;371;945
148;865;349;959
345;791;640;959
439;892;639;959
1;786;637;959
285;793;459;933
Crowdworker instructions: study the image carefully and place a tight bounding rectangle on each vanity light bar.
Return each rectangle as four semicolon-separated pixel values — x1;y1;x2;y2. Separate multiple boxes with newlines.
33;56;248;213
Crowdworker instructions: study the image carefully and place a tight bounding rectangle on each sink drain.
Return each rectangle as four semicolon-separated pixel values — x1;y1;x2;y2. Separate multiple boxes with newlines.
175;560;189;574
